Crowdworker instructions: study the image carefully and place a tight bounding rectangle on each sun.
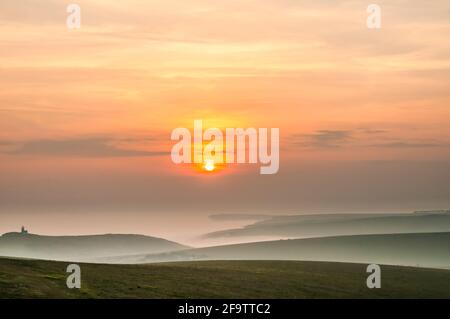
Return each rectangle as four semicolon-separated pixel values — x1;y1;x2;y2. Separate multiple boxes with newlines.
191;157;225;174
203;159;215;172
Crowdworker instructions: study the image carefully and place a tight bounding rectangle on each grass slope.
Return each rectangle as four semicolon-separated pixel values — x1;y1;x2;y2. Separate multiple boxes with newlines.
1;258;450;298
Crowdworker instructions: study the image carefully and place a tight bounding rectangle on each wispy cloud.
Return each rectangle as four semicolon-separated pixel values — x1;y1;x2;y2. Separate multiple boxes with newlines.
290;128;449;150
292;130;352;148
4;137;168;157
367;142;445;149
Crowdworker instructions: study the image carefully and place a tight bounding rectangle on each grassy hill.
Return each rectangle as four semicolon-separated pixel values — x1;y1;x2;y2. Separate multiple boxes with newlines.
0;233;188;262
1;258;449;298
204;212;450;239
104;232;450;268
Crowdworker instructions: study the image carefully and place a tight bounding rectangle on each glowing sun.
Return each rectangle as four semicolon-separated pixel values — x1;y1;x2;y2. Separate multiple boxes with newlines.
203;159;215;172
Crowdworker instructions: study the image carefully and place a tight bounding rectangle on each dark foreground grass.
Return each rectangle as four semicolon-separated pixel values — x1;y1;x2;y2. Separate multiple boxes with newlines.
0;258;449;298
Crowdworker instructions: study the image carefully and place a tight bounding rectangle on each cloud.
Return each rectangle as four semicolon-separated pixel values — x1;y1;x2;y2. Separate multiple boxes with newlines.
290;128;449;150
6;137;168;157
357;128;388;135
367;142;445;149
292;130;352;148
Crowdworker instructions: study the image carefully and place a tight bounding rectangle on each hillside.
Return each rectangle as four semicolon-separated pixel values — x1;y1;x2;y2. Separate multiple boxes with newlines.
204;212;450;239
1;258;449;298
104;232;450;268
0;232;188;262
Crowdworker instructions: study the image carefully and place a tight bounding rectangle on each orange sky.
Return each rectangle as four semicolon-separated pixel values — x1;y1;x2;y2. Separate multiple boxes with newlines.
0;0;449;240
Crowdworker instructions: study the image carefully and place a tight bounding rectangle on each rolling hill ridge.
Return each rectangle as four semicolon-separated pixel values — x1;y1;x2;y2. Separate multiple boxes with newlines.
204;212;450;239
103;232;450;269
0;232;188;262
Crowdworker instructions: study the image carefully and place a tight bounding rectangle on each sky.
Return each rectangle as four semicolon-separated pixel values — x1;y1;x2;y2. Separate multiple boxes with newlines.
1;0;449;243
